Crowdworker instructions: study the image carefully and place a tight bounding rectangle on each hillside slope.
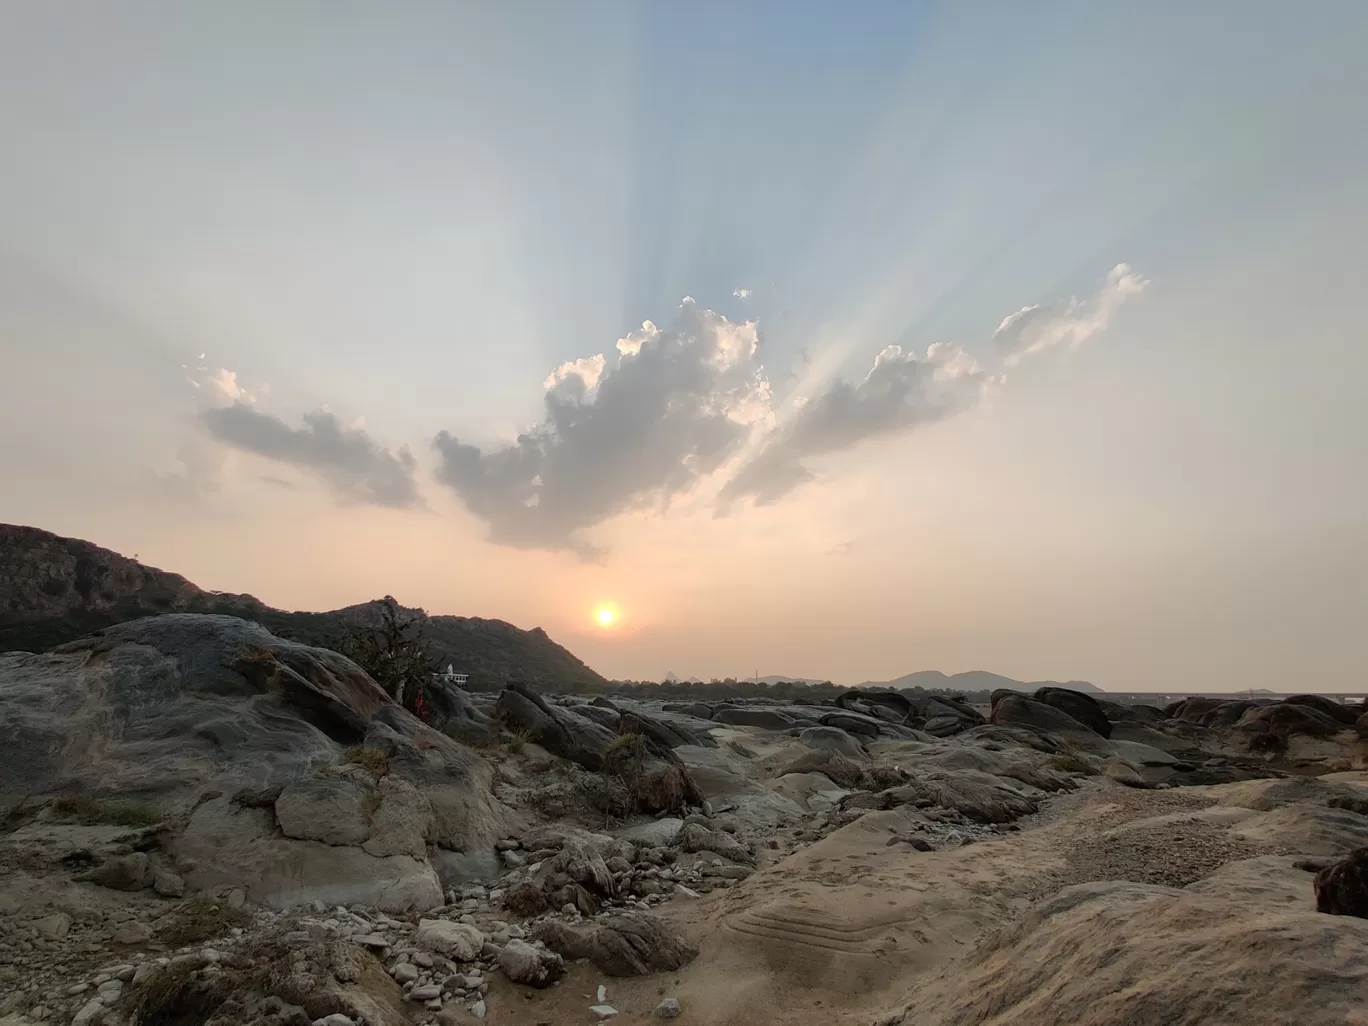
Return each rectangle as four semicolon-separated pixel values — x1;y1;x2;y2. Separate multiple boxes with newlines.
0;523;606;691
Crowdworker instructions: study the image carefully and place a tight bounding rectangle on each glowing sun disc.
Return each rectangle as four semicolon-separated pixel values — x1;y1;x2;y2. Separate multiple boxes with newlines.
594;605;617;627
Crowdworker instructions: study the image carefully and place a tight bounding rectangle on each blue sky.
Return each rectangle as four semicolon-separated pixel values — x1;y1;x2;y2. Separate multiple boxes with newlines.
2;2;1366;689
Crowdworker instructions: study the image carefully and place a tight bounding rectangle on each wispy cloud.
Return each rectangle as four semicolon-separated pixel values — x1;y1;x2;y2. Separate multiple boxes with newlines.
202;403;419;508
720;263;1146;506
993;263;1149;366
720;340;990;505
733;287;753;300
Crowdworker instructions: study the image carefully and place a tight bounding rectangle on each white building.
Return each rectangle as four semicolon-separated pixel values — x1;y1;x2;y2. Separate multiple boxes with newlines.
436;664;469;687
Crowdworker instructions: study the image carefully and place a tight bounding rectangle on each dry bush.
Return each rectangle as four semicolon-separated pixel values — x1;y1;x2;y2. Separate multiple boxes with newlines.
156;897;252;946
342;745;390;776
50;795;163;827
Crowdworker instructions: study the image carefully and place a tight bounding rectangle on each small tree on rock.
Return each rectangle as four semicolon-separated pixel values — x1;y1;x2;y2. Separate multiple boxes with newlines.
343;596;438;720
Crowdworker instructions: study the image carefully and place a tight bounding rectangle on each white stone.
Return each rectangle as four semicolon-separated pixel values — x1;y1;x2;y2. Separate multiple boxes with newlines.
470;1000;487;1019
409;985;441;1001
597;986;607;1002
590;1005;619;1017
393;963;419;984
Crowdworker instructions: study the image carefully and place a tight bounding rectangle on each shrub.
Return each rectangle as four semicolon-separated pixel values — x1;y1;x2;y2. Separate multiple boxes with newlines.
343;745;390;776
155;897;252;946
49;795;163;827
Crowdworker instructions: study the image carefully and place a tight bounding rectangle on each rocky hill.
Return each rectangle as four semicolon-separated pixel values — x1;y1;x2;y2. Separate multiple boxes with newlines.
0;523;606;690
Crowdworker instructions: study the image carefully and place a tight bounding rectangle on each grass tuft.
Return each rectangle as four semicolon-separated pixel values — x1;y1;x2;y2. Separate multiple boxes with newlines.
50;795;163;827
342;745;390;776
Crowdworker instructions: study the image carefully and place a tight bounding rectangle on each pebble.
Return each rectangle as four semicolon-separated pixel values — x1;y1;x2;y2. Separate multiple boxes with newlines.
590;1005;619;1017
313;1016;355;1026
470;999;487;1019
393;963;419;984
410;985;441;1001
95;981;123;1003
654;997;681;1018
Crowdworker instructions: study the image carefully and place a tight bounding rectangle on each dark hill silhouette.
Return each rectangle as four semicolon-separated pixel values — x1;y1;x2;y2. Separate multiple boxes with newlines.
858;669;1103;694
0;523;606;691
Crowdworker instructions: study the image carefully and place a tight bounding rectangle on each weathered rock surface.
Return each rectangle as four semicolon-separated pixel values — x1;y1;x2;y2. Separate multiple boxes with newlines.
897;861;1368;1026
1032;687;1112;738
532;912;698;976
1314;847;1368;918
498;938;566;987
416;919;484;960
0;613;517;910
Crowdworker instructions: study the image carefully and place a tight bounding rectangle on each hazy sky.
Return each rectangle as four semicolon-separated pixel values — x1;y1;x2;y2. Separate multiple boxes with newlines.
3;2;1366;691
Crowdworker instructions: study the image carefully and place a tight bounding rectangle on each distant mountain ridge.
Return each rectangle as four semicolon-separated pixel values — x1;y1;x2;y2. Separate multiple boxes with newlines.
0;523;606;691
857;669;1103;694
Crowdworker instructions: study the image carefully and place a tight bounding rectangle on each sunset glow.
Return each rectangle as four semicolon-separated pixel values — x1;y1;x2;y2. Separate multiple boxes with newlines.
594;605;618;628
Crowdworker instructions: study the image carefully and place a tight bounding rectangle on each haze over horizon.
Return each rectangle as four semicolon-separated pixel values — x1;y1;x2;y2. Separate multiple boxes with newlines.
3;3;1366;692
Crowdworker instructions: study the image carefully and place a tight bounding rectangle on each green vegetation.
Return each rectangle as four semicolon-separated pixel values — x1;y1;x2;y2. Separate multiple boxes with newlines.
342;744;390;776
49;795;163;827
508;728;533;754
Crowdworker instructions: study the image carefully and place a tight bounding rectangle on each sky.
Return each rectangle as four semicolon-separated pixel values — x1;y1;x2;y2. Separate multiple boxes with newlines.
2;1;1366;692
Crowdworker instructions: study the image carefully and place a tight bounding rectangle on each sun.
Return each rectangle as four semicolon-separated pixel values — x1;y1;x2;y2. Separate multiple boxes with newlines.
593;604;618;628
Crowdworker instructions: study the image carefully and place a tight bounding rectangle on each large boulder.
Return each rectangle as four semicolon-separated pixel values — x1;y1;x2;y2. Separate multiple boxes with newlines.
1282;694;1359;727
989;695;1110;751
878;769;1040;823
1236;702;1345;739
712;706;799;730
275;778;374;847
495;683;618;768
798;725;867;760
1315;847;1368;918
0;614;517;909
531;912;698;976
1033;687;1111;739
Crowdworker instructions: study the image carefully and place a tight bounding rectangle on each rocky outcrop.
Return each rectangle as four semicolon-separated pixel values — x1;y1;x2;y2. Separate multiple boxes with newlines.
1283;694;1360;727
1236;702;1345;739
895;861;1368;1026
1033;687;1111;738
989;694;1109;750
1314;847;1368;918
0;613;518;910
531;912;698;976
712;706;802;730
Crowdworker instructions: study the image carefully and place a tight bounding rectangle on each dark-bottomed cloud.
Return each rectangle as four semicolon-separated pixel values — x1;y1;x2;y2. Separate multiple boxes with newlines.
202;403;418;508
433;298;769;554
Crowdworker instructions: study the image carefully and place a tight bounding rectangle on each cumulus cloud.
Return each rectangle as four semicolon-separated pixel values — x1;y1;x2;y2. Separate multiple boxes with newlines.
993;263;1148;365
432;298;770;554
719;341;990;505
202;403;419;508
733;287;752;299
